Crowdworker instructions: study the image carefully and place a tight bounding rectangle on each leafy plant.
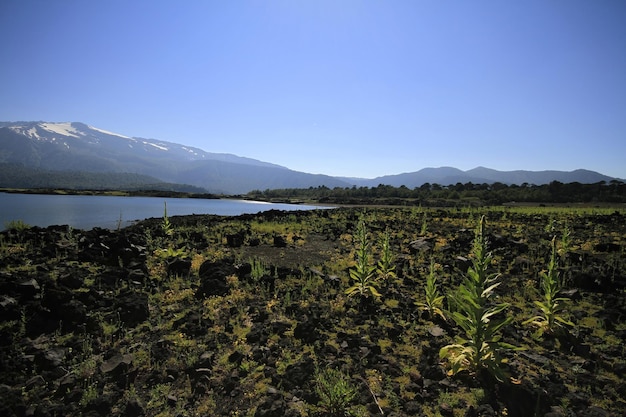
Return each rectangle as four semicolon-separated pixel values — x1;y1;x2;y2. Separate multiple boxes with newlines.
250;257;269;281
162;201;173;236
377;228;397;281
439;215;517;382
4;219;31;231
559;225;571;256
524;236;574;335
345;218;381;299
314;367;359;417
416;260;446;320
156;246;187;260
420;214;428;235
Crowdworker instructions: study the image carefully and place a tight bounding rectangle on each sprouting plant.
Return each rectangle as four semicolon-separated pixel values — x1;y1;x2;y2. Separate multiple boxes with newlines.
416;260;446;320
314;367;358;417
250;258;268;281
559;225;571;256
377;228;397;281
345;218;381;299
420;214;428;235
79;383;99;407
524;236;574;335
162;201;173;236
439;215;517;382
116;211;124;231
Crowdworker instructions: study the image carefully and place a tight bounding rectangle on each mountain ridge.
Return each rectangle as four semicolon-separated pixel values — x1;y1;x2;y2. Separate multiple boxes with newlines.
0;121;622;194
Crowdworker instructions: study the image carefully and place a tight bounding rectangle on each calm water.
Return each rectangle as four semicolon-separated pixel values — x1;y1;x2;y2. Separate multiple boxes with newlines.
0;193;330;230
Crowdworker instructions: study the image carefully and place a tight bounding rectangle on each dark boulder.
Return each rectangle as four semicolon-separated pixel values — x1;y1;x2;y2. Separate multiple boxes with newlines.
293;316;320;345
124;398;145;417
273;235;287;248
226;231;245;247
0;295;19;321
196;260;235;298
254;390;287;417
167;258;192;277
280;355;315;390
115;291;149;327
173;311;213;337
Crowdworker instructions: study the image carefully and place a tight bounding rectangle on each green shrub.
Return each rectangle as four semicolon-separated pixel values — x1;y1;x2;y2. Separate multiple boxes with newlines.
4;219;31;231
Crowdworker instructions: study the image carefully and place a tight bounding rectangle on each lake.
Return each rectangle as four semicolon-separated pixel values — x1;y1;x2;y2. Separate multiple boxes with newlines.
0;193;331;230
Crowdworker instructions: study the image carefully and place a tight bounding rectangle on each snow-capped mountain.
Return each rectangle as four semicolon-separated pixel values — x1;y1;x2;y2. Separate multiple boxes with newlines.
1;121;284;167
1;121;620;194
0;121;349;193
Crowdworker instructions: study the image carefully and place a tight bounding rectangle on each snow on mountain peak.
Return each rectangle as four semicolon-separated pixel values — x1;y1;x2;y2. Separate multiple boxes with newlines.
40;122;83;138
8;125;39;139
88;125;131;139
144;141;168;151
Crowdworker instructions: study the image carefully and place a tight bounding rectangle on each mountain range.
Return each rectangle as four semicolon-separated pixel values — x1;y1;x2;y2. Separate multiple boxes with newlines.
0;121;621;194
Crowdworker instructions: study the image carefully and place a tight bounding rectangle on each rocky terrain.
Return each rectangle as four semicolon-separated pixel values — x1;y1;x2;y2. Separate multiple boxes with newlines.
1;206;625;416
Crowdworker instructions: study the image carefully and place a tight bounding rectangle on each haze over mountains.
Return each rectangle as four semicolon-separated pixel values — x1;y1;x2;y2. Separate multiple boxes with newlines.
0;122;620;194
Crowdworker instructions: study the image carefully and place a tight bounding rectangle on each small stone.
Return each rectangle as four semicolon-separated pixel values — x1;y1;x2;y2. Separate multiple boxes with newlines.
124;398;145;417
428;325;446;337
439;403;454;417
100;353;133;374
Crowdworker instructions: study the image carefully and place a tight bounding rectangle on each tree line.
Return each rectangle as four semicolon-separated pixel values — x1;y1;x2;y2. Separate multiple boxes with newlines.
0;163;206;193
247;180;626;205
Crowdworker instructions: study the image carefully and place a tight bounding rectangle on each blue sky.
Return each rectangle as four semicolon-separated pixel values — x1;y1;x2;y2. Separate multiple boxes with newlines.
1;1;625;179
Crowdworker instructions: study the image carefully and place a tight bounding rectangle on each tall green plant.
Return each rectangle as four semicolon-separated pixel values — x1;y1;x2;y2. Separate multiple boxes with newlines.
250;258;269;281
439;216;516;381
524;237;574;335
377;228;397;281
345;218;380;299
162;201;173;236
416;260;446;320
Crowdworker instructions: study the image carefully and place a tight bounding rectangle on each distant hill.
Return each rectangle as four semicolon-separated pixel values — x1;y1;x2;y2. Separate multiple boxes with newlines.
0;121;621;193
354;166;618;189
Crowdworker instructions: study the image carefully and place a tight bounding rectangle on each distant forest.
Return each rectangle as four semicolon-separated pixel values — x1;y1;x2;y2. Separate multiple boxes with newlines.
247;180;626;206
0;163;205;193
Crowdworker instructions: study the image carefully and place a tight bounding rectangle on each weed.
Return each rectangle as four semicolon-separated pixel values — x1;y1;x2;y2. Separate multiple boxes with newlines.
162;201;173;236
250;258;268;281
416;261;446;321
155;246;187;260
79;383;99;407
524;237;574;335
4;219;31;231
314;367;359;417
440;216;517;382
377;228;397;281
420;214;428;235
559;225;572;256
345;218;381;299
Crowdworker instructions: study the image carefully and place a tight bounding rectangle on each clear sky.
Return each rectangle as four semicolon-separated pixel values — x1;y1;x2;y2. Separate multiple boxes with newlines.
1;1;625;179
